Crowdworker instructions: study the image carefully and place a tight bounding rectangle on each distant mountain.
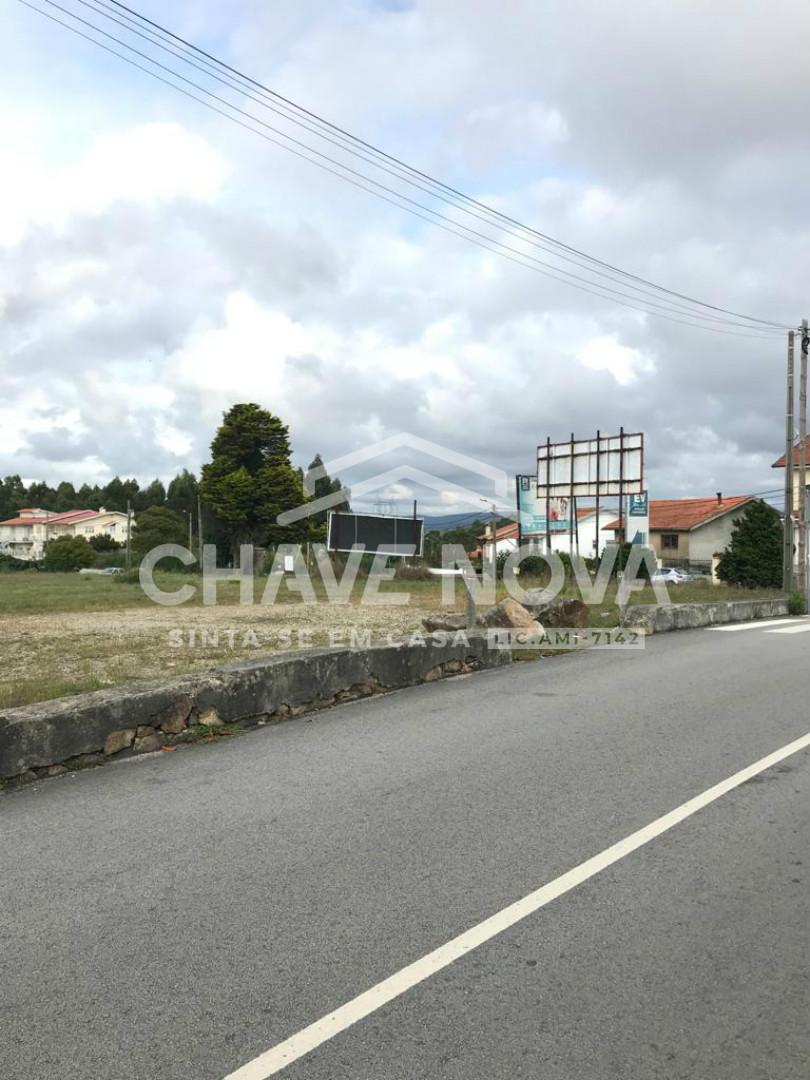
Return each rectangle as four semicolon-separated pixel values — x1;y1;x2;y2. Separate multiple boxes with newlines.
422;510;507;532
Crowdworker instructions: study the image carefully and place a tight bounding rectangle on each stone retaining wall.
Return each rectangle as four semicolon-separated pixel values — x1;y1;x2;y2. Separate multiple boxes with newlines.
622;596;788;634
0;633;511;785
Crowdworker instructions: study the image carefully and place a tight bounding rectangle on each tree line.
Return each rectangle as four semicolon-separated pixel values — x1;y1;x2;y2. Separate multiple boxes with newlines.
1;403;349;568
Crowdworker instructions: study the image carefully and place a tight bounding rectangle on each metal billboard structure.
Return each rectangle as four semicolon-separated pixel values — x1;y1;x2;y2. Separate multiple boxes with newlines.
535;429;645;555
516;475;571;536
326;510;424;556
537;430;644;497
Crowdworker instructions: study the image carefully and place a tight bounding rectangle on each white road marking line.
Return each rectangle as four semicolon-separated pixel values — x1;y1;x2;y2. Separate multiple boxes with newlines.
222;728;810;1080
766;623;810;634
709;618;807;632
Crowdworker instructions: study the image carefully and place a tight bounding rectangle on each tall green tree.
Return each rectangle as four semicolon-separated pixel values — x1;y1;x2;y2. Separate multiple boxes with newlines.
76;483;101;510
26;481;57;509
201;403;304;559
716;500;783;588
0;476;26;520
166;468;199;518
54;481;77;512
135;478;166;512
132;506;188;559
304;453;350;535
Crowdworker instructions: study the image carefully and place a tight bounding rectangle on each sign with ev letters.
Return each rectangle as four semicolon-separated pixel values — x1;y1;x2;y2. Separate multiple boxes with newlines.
626;490;649;545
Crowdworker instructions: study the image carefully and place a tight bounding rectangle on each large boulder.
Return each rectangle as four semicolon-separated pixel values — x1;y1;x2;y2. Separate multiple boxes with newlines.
476;597;543;632
522;595;589;628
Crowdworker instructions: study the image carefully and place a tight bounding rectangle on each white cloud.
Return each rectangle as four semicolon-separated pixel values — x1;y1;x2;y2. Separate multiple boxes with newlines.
577;336;656;386
0;0;807;506
0;122;227;246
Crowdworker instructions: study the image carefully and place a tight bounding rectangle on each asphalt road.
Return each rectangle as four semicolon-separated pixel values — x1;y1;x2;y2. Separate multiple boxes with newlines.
2;622;810;1079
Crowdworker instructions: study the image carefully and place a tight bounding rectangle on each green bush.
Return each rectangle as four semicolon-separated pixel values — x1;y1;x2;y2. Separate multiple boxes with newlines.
88;532;121;552
42;535;95;572
716;501;782;588
788;589;806;616
0;553;32;572
132;505;189;559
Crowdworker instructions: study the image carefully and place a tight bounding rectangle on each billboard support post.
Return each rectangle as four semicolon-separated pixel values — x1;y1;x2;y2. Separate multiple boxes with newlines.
618;426;625;573
515;476;523;548
569;432;575;557
595;429;601;561
536;429;644;566
545;436;551;556
412;499;417;566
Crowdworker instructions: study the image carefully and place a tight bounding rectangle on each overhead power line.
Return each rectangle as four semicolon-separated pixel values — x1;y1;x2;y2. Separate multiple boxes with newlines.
72;0;792;334
19;0;795;339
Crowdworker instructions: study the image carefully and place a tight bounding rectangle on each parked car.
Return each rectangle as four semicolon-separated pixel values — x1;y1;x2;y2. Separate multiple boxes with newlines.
652;567;688;584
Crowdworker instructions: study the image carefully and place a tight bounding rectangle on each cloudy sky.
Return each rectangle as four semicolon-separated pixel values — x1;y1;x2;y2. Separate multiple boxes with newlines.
2;0;809;514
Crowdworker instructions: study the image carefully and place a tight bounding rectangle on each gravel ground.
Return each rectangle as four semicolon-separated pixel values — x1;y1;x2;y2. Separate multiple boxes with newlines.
1;599;454;708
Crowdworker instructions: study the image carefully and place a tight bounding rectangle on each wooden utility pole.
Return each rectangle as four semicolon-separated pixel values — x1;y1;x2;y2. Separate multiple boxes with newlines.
800;319;809;605
125;498;132;570
783;331;795;593
196;492;203;564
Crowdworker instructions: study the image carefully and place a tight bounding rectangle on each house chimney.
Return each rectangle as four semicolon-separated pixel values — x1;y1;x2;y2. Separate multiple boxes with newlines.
716;491;722;505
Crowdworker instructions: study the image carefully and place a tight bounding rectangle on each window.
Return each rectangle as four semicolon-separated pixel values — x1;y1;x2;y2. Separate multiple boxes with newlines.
661;533;679;550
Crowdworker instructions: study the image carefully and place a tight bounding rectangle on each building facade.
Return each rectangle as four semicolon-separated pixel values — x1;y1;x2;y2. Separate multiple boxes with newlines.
472;507;618;564
606;494;753;571
0;507;129;561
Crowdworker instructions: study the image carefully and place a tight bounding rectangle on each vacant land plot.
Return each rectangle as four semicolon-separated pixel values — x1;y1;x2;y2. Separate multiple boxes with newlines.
0;571;783;709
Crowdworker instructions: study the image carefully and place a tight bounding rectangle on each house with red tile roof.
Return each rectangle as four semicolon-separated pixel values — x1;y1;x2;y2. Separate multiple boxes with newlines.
772;437;810;515
0;507;129;561
605;493;754;569
470;506;618;561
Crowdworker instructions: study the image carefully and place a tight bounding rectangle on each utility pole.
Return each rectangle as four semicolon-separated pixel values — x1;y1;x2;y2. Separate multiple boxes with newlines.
490;502;498;575
196;492;203;565
783;331;795;593
186;509;193;553
125;498;132;570
801;319;810;608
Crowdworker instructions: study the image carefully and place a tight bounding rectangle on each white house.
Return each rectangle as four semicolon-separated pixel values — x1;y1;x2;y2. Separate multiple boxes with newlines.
0;507;129;561
471;507;618;565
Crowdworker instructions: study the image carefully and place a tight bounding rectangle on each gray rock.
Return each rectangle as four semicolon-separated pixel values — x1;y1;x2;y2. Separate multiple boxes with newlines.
154;694;192;735
196;707;223;727
523;597;589;628
477;597;542;631
103;729;135;756
133;732;163;754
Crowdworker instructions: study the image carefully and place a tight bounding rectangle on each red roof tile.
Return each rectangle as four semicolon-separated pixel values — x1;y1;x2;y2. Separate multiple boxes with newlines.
604;495;752;533
772;435;810;468
476;521;519;542
46;510;99;524
0;508;119;528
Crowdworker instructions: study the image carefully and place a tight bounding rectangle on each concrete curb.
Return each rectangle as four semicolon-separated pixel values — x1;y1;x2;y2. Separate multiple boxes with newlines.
622;597;789;633
0;632;511;785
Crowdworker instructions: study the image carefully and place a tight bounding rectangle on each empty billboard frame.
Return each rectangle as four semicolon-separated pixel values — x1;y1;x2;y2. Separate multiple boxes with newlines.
537;430;644;498
326;510;424;556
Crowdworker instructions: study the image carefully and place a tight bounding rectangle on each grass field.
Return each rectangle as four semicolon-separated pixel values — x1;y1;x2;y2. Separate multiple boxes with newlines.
0;570;783;710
